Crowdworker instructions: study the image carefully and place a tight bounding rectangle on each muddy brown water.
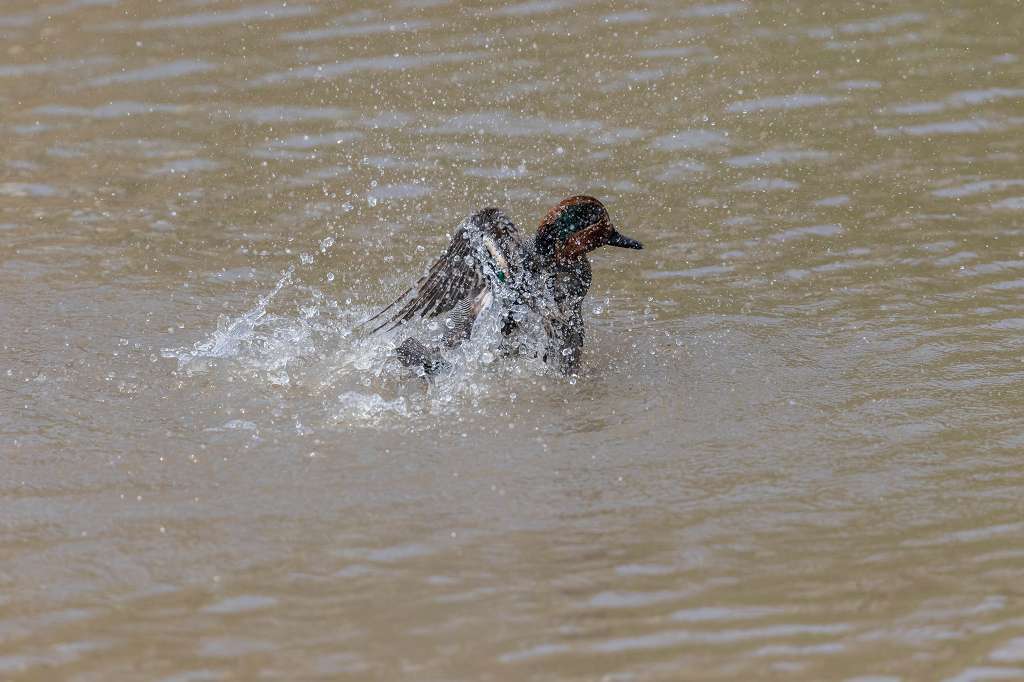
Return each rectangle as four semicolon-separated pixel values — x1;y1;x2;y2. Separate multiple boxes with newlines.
3;1;1024;679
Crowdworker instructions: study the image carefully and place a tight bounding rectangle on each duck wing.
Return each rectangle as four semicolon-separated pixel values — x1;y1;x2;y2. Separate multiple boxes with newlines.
358;208;524;336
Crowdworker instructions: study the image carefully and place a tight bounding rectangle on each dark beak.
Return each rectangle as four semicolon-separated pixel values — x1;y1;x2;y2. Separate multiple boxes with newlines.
606;229;644;250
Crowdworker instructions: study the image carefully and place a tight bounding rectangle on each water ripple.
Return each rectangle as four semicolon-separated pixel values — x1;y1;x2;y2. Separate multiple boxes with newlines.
129;3;316;30
84;59;216;87
254;51;490;85
727;94;842;114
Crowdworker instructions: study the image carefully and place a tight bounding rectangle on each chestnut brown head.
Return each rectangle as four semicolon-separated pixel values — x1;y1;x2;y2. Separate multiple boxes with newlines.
535;195;643;262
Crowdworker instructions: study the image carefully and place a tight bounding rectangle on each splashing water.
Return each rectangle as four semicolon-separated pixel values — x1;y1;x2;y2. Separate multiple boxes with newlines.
162;255;553;428
166;266;291;363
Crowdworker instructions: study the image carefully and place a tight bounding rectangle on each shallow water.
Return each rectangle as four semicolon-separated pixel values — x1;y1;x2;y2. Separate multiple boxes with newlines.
3;0;1024;679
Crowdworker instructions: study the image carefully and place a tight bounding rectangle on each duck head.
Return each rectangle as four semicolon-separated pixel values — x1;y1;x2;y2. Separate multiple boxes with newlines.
535;195;643;263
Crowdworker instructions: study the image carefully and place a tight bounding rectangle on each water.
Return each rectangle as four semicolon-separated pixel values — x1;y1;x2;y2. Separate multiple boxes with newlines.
3;0;1024;679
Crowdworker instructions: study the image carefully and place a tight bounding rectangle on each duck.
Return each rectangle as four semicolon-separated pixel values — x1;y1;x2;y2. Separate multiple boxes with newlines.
359;195;643;375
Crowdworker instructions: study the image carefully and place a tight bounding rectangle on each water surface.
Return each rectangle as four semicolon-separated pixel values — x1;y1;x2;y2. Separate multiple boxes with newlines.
3;0;1024;679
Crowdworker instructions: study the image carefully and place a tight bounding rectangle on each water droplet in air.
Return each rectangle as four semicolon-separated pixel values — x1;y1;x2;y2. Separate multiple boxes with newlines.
326;272;335;282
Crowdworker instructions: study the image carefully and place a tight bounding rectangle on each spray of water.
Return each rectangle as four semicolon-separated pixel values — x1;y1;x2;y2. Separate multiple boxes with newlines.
162;242;551;427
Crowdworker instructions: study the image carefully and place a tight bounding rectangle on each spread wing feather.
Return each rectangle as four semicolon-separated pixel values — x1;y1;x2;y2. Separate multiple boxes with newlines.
358;209;522;336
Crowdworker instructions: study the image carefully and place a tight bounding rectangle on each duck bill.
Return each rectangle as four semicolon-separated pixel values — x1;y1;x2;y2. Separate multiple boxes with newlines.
606;229;643;250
